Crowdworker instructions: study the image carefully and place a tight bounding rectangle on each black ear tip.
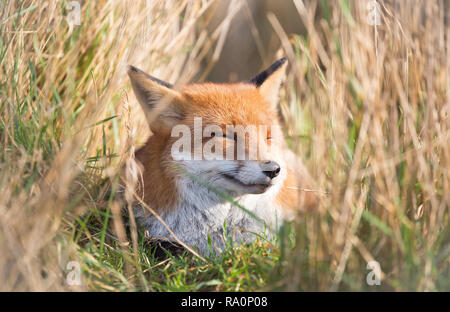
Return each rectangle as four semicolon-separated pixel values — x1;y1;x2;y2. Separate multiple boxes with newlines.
128;65;141;75
127;65;173;89
277;57;288;65
248;57;288;87
269;57;288;69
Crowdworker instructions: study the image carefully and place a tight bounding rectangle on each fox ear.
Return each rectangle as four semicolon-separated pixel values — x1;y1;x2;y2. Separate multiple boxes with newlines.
128;65;184;134
249;57;287;108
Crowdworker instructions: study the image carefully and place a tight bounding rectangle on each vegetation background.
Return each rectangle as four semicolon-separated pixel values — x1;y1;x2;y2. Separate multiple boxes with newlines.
0;0;448;291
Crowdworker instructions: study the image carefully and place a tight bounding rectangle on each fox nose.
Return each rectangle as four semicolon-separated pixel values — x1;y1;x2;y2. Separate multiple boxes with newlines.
261;161;281;179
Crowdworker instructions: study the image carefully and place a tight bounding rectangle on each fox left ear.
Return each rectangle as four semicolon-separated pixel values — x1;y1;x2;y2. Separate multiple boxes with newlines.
249;57;287;108
128;65;184;135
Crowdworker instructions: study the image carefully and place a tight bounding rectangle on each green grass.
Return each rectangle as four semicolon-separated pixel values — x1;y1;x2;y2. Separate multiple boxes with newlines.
76;227;281;292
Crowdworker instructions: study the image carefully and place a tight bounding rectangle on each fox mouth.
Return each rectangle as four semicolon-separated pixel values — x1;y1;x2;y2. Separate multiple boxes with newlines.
220;173;271;194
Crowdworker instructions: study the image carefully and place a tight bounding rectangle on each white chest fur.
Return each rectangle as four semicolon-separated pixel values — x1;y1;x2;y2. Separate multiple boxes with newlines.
135;173;287;255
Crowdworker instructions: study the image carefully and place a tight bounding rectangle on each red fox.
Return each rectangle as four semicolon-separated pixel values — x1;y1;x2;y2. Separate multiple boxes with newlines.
127;58;316;255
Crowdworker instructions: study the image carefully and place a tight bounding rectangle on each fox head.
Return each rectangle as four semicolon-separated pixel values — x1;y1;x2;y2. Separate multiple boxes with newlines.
128;58;289;201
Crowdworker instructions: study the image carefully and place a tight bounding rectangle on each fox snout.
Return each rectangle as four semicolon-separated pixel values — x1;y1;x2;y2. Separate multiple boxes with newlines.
261;161;281;179
214;159;284;196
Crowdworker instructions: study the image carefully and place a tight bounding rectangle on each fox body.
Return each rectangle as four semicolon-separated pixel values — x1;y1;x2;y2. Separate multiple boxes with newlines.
127;58;316;255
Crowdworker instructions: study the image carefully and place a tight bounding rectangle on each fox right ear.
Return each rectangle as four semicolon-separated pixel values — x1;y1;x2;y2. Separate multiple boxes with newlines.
128;65;184;134
249;58;287;108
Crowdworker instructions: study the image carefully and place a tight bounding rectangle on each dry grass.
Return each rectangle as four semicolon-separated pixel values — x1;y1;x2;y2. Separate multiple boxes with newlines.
0;0;448;291
275;0;449;291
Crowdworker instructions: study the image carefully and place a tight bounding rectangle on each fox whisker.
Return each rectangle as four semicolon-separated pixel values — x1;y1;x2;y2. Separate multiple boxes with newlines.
285;186;329;195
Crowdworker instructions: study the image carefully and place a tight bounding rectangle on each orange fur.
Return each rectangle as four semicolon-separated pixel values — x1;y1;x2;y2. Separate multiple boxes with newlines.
135;135;179;213
277;168;318;215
